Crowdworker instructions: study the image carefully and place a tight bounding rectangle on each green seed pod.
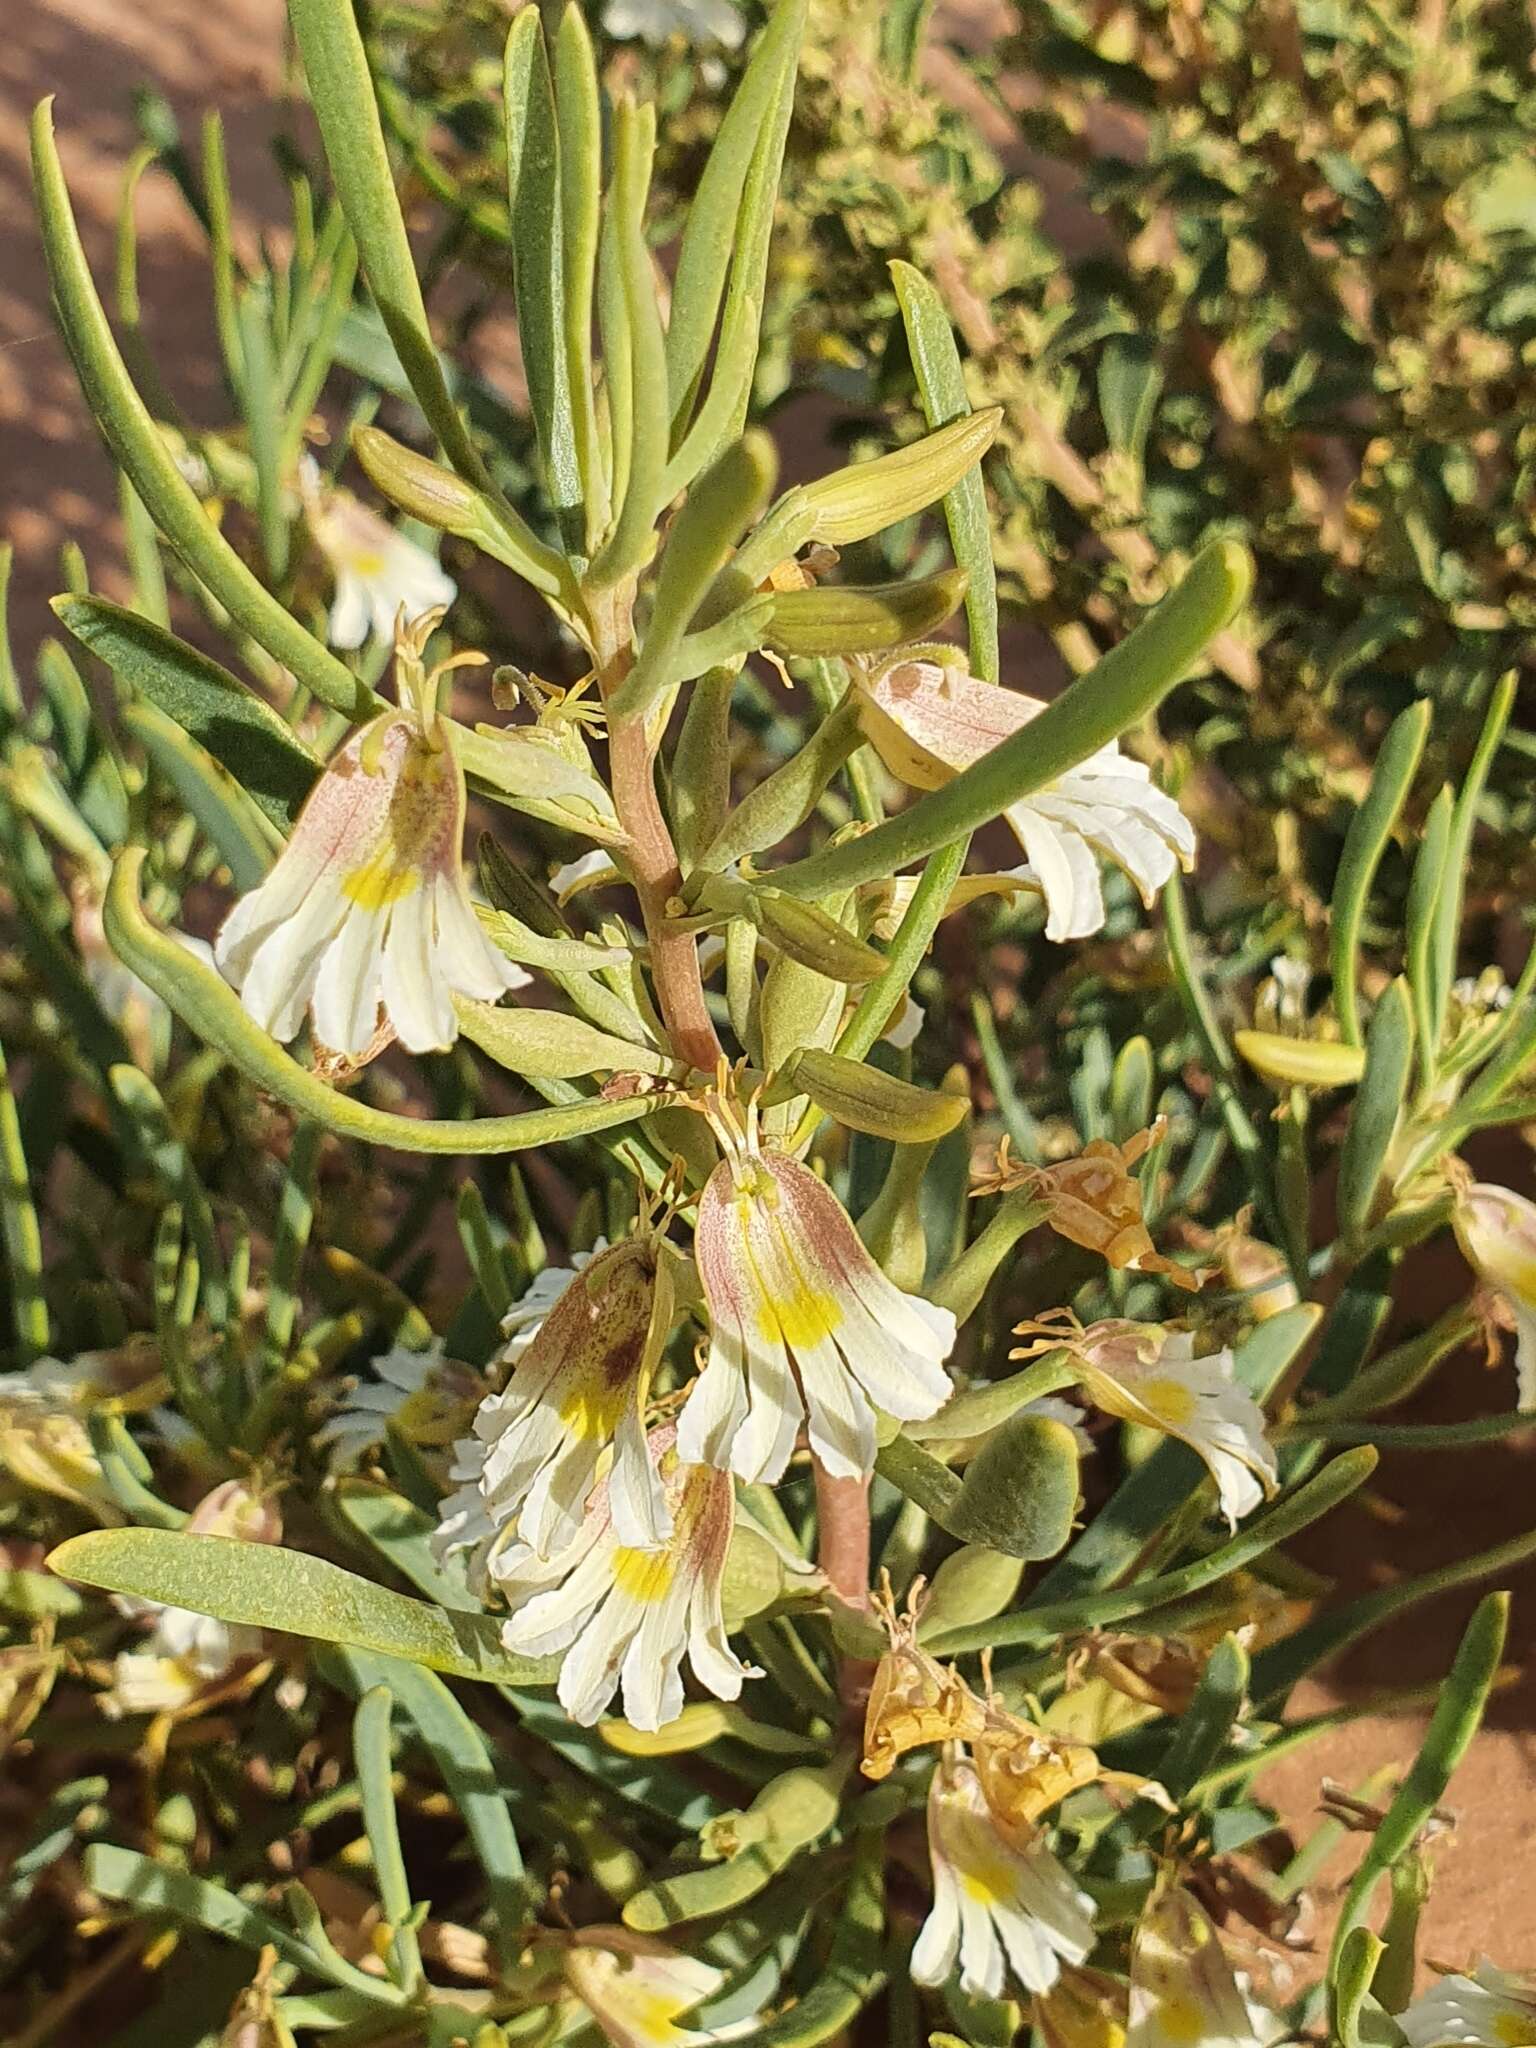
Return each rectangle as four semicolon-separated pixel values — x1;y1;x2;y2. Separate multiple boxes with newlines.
798;408;1002;545
753;890;889;984
764;568;969;658
352;424;486;533
786;1046;968;1142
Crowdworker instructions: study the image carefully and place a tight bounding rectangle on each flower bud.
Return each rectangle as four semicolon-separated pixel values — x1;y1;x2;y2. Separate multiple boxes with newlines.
798;407;1001;545
764;567;968;657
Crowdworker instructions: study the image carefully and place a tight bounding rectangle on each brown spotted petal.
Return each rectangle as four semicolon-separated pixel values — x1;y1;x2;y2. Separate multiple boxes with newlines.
451;1242;674;1559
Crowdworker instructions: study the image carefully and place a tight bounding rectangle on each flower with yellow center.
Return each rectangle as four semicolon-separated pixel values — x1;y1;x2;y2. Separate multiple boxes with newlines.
215;611;527;1059
912;1749;1095;2000
436;1237;678;1562
301;455;457;651
1400;1962;1536;2048
1015;1313;1277;1530
319;1339;485;1472
681;1085;955;1484
1452;1180;1536;1410
1127;1879;1263;2048
489;1424;754;1731
564;1928;761;2048
854;655;1195;942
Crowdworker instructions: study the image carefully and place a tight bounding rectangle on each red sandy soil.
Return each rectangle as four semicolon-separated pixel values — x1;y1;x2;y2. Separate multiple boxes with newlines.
2;0;1534;1991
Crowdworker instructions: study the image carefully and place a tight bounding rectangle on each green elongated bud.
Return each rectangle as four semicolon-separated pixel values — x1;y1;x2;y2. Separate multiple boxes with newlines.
352;425;574;603
1234;1030;1366;1088
455;998;679;1081
876;1413;1080;1560
858;1064;968;1286
764;567;968;658
785;1046;968;1142
750;889;889;984
1336;978;1415;1243
352;424;487;532
797;407;1002;545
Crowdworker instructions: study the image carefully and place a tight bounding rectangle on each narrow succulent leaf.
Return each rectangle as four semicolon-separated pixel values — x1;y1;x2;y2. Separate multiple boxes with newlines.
1329;702;1429;1047
102;849;665;1155
504;8;580;534
612;433;777;720
30;102;375;721
592;99;667;584
0;1030;48;1363
352;1687;424;1991
672;666;739;870
285;0;493;495
52;599;321;831
49;1529;559;1686
697;696;862;874
1326;1594;1506;2021
553;3;606;545
83;1844;341;1983
1405;784;1453;1080
1428;672;1515;1049
767;540;1251;899
1336;979;1414;1243
664;0;807;433
121;701;278;889
338;1651;529;1945
876;267;998;681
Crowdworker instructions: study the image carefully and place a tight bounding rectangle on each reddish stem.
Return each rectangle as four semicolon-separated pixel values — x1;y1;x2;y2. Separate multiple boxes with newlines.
814;1460;876;1716
593;589;723;1076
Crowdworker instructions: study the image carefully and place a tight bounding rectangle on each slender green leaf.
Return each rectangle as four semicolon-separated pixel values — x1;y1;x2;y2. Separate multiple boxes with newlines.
286;0;492;495
891;261;998;681
30;101;375;722
1337;979;1414;1243
50;1528;558;1686
1329;702;1429;1047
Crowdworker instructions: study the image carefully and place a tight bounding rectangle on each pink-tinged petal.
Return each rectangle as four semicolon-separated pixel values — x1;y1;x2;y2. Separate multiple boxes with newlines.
234;888;347;1043
858;659;1039;784
675;1331;752;1472
608;1399;669;1551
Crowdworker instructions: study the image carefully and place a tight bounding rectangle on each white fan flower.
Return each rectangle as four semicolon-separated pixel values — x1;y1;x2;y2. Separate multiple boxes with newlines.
912;1750;1095;2000
855;656;1195;941
491;1424;754;1731
215;611;527;1060
680;1087;954;1485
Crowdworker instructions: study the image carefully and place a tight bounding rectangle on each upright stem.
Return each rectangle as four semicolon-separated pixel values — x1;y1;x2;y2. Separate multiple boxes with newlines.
814;1459;875;1715
592;584;724;1075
